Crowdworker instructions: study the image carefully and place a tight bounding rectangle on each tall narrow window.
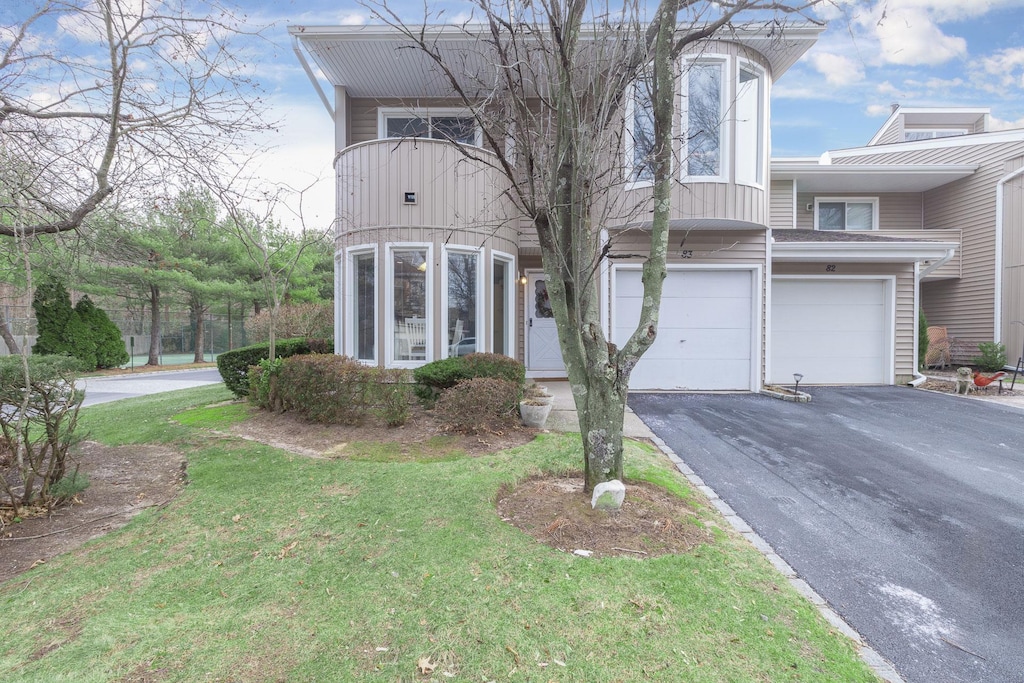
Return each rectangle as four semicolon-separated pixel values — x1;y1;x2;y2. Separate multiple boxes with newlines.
735;65;763;186
353;252;375;361
393;249;428;362
492;257;512;356
684;62;723;178
627;73;655;183
446;251;478;357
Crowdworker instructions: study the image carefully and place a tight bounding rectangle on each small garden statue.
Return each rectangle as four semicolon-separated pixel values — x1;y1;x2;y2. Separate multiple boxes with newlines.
955;367;973;394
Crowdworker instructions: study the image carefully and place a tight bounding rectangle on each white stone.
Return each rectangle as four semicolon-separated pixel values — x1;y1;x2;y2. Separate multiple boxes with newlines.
591;479;626;510
573;549;593;557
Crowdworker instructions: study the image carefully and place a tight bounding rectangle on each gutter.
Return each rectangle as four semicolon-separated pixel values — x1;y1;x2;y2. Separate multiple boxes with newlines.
994;164;1024;343
291;35;334;119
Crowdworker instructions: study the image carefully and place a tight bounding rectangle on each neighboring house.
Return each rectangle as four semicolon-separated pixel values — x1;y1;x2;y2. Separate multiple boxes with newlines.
290;22;1007;390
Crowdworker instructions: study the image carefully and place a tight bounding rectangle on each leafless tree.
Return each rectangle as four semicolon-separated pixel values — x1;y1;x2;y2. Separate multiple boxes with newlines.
365;0;821;492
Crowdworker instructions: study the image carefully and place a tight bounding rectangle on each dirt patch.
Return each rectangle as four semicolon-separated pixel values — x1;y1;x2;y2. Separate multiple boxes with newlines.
917;375;1023;398
496;474;712;559
0;441;186;584
229;405;536;459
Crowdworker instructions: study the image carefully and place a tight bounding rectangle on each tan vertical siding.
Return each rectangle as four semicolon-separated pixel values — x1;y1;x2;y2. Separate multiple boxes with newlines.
1002;159;1024;364
769;179;794;229
772;262;917;381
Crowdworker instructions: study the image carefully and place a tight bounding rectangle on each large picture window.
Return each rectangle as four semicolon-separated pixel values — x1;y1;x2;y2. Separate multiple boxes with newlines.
815;198;878;231
380;109;480;145
392;249;429;362
683;61;724;179
445;250;479;357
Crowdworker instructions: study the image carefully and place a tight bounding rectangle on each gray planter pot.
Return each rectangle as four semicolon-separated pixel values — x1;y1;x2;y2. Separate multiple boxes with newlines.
519;400;553;428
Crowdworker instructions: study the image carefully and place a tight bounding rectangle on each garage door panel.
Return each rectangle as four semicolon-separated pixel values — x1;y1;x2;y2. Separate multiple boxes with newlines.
771;279;888;385
615;269;754;391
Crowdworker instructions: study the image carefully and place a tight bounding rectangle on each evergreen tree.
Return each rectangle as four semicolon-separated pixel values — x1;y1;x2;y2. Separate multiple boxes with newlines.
75;296;129;369
31;279;76;358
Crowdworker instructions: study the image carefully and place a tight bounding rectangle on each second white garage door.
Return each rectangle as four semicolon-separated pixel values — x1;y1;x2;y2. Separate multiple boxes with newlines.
770;278;891;385
614;268;755;390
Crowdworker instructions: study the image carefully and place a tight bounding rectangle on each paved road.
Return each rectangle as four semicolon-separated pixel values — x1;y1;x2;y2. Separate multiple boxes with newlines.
80;368;224;407
630;387;1024;683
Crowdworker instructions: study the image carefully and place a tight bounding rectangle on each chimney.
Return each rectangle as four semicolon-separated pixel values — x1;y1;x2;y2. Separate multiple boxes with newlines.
890;102;900;114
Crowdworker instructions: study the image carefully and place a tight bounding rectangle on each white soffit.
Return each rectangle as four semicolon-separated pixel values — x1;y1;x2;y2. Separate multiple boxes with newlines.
770;163;978;193
289;23;823;98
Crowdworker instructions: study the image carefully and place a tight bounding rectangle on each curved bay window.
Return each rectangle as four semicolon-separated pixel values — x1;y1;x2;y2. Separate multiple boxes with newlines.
392;249;429;362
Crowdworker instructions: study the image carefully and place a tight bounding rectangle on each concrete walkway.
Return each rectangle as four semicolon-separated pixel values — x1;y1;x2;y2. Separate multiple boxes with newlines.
537;380;655;439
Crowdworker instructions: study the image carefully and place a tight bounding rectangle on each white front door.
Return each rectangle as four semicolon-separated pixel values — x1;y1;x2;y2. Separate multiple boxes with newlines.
526;273;565;373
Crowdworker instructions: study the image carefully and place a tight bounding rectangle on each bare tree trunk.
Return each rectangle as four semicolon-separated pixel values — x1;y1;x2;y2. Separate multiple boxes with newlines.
146;284;161;366
0;308;21;355
191;300;206;363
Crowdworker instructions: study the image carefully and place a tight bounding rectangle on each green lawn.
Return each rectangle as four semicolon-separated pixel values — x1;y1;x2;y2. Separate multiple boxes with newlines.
0;386;879;682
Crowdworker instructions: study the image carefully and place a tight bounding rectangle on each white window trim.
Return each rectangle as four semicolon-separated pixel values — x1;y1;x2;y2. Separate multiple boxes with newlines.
624;69;655;189
344;244;377;363
681;55;729;184
813;197;880;232
902;128;969;141
441;245;484;359
377;107;482;146
491;250;516;357
385;242;434;367
734;58;766;190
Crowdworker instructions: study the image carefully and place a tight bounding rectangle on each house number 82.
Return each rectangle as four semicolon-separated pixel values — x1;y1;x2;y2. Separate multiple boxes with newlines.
825;264;836;272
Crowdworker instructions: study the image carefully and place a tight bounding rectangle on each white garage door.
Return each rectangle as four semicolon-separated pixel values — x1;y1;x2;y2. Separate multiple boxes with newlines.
770;278;890;385
614;269;754;390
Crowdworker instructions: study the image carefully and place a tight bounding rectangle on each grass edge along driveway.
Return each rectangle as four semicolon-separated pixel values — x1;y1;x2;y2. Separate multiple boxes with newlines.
0;385;879;682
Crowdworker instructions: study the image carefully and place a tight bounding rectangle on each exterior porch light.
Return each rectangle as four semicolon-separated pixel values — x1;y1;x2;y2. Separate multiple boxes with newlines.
793;373;803;395
416;261;427;272
519;272;528;285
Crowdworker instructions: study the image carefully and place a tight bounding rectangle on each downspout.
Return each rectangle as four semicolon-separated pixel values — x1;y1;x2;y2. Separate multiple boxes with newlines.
994;164;1024;344
291;35;335;119
911;247;956;386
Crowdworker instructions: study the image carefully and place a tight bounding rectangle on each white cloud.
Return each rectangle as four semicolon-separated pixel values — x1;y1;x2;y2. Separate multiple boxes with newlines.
989;114;1024;131
809;52;865;86
869;5;967;66
334;12;367;26
865;104;893;117
981;47;1024;88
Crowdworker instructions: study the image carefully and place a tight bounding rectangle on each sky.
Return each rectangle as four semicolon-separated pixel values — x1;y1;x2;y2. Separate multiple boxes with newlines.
8;0;1024;229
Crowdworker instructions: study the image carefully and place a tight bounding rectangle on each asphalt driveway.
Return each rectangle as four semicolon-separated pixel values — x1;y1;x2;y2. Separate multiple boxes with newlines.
629;387;1024;683
80;368;224;407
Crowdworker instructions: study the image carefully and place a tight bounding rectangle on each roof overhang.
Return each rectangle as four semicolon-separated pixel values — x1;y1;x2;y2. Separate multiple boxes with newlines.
772;240;959;263
289;22;823;98
771;162;978;193
614;218;767;231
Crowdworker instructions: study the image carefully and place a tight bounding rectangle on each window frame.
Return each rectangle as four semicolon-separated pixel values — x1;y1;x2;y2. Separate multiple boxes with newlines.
903;128;968;142
624;68;657;188
385;242;434;367
377;107;482;146
344;244;378;363
441;245;484;359
734;59;766;189
680;56;728;183
813;197;880;232
491;250;516;358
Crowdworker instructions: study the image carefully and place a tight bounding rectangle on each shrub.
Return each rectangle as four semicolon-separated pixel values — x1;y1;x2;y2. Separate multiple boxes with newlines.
248;357;284;410
918;309;929;370
75;296;129;369
216;337;333;396
32;279;76;359
369;368;412;427
973;341;1007;372
50;471;90;501
434;378;519;434
0;354;86;514
276;354;373;425
412;353;526;404
244;302;334;343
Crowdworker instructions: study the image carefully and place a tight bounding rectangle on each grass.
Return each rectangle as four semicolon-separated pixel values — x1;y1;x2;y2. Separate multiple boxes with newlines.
0;387;879;682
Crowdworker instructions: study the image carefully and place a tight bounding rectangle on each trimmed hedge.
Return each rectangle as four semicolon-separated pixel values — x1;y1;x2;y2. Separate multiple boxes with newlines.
275;354;373;425
434;377;519;433
412;353;525;403
216;337;332;396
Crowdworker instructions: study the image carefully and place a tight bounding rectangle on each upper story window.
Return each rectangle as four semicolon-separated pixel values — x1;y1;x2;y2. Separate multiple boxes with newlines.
734;63;764;187
682;59;725;180
625;71;655;184
815;198;878;231
379;108;481;146
903;128;968;142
